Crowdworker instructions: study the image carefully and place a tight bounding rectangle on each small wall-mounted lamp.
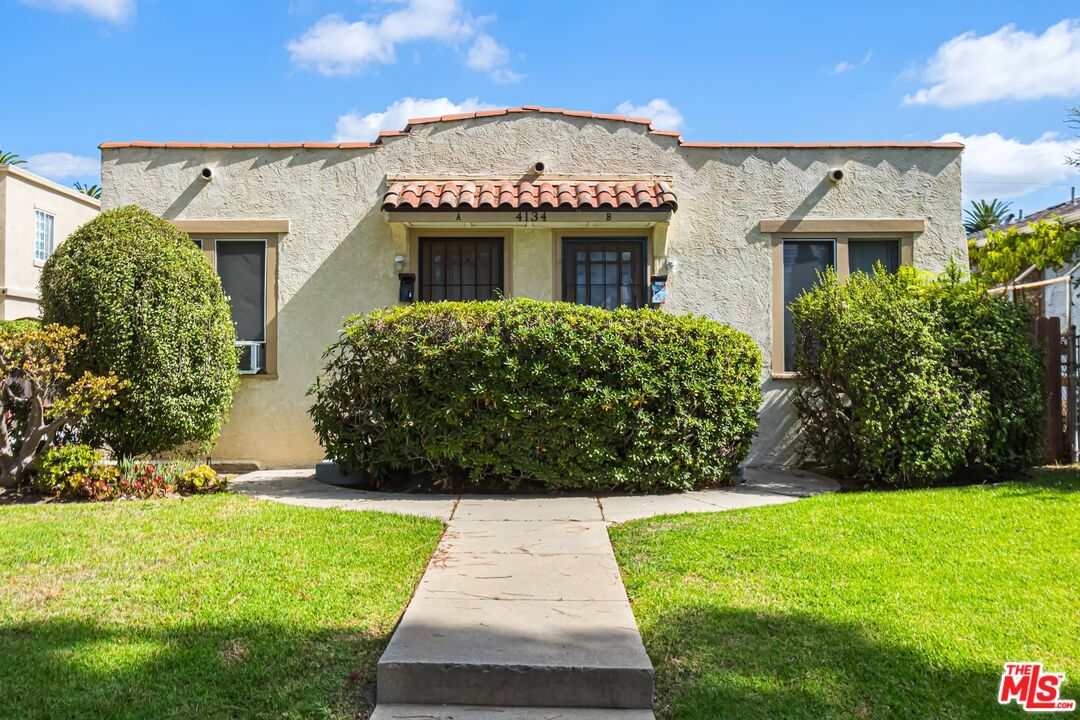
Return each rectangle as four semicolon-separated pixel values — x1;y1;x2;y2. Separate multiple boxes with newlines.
665;257;680;274
394;254;406;271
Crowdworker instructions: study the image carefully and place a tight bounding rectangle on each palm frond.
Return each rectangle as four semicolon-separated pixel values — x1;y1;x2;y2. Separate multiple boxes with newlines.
963;199;1012;234
73;182;102;199
0;151;27;166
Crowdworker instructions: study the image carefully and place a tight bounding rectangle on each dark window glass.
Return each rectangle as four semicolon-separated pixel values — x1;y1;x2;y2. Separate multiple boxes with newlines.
191;238;204;249
562;238;646;309
783;240;835;370
420;238;504;301
217;241;266;343
849;239;900;276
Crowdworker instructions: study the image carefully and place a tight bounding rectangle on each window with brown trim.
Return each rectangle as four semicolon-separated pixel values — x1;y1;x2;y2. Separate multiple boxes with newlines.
562;237;647;309
419;237;504;301
773;234;910;374
189;236;278;377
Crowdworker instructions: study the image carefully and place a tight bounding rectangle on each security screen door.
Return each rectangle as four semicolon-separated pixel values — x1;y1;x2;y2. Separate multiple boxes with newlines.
562;238;647;309
419;238;504;301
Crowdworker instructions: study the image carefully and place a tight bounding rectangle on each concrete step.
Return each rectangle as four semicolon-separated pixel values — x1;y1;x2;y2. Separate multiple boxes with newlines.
371;704;656;719
376;595;654;708
377;518;654;709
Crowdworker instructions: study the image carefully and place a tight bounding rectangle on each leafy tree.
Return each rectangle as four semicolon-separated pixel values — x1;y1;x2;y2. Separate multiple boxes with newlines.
0;151;26;166
40;206;238;459
73;182;102;199
0;324;125;488
968;218;1080;285
964;199;1012;234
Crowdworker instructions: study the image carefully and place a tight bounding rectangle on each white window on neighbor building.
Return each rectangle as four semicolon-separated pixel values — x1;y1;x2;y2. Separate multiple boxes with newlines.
34;209;55;262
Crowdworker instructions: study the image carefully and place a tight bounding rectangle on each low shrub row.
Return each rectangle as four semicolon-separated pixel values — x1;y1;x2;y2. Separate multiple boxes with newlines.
790;264;1042;486
34;445;225;501
309;299;763;492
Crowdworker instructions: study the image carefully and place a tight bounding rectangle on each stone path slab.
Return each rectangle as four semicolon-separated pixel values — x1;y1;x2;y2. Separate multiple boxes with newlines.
229;465;837;715
441;520;613;555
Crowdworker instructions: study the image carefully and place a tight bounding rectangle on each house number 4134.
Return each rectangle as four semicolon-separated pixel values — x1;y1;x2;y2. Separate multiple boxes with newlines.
515;211;548;222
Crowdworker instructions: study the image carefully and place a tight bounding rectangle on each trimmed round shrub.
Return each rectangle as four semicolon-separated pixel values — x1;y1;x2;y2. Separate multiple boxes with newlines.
790;263;1042;486
40;205;238;458
310;299;762;492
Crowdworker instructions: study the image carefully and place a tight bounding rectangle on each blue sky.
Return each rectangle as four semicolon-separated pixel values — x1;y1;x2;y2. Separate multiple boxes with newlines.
4;0;1079;215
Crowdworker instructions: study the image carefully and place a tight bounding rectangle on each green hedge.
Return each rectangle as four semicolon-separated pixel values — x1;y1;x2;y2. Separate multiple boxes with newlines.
790;264;1042;486
309;299;762;491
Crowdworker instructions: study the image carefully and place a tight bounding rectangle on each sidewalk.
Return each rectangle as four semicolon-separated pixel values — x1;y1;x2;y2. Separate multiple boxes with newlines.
230;467;837;717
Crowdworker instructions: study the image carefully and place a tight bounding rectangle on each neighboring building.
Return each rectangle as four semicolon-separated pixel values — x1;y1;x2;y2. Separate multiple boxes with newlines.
100;106;966;468
968;195;1080;329
0;164;100;319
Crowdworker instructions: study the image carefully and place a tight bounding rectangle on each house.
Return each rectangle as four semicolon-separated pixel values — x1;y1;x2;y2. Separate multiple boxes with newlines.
968;195;1080;329
99;106;966;468
0;164;99;319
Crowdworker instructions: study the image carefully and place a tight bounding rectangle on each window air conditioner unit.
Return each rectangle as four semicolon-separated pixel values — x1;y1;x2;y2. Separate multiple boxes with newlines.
236;341;264;375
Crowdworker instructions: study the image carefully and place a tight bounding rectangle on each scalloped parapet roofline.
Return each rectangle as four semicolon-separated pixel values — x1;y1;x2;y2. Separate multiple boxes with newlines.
99;106;966;150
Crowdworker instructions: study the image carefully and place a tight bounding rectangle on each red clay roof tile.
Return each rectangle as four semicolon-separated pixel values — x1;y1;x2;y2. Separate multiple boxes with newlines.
382;178;678;212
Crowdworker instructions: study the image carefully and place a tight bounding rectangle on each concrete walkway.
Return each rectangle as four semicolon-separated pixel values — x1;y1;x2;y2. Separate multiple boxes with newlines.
229;466;837;523
230;467;837;718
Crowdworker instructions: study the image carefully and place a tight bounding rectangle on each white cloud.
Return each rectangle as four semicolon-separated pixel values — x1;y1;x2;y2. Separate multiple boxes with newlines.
19;0;134;24
904;19;1080;107
333;97;497;142
614;99;684;130
287;0;519;80
938;130;1080;201
831;50;872;74
24;152;99;181
466;34;522;83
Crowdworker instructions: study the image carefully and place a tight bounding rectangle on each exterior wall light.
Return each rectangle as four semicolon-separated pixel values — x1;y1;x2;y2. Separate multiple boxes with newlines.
394;254;406;270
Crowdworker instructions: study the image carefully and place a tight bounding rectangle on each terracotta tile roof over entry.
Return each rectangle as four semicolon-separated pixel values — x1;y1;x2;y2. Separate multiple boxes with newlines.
382;179;678;211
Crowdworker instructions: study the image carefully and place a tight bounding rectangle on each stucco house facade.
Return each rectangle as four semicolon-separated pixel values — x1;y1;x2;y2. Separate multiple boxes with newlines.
0;164;100;319
100;107;966;469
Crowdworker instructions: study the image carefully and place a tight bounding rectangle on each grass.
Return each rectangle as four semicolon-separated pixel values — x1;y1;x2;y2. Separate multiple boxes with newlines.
610;468;1080;719
0;494;443;719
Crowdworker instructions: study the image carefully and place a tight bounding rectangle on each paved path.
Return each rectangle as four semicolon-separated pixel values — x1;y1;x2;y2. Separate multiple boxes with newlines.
230;467;837;718
229;466;837;523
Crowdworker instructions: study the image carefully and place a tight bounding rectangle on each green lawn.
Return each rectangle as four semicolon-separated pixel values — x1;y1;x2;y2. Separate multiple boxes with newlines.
611;469;1080;719
0;494;443;720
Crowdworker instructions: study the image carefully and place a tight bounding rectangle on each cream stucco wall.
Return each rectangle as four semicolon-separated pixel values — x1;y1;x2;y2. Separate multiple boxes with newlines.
101;113;965;468
0;166;100;319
